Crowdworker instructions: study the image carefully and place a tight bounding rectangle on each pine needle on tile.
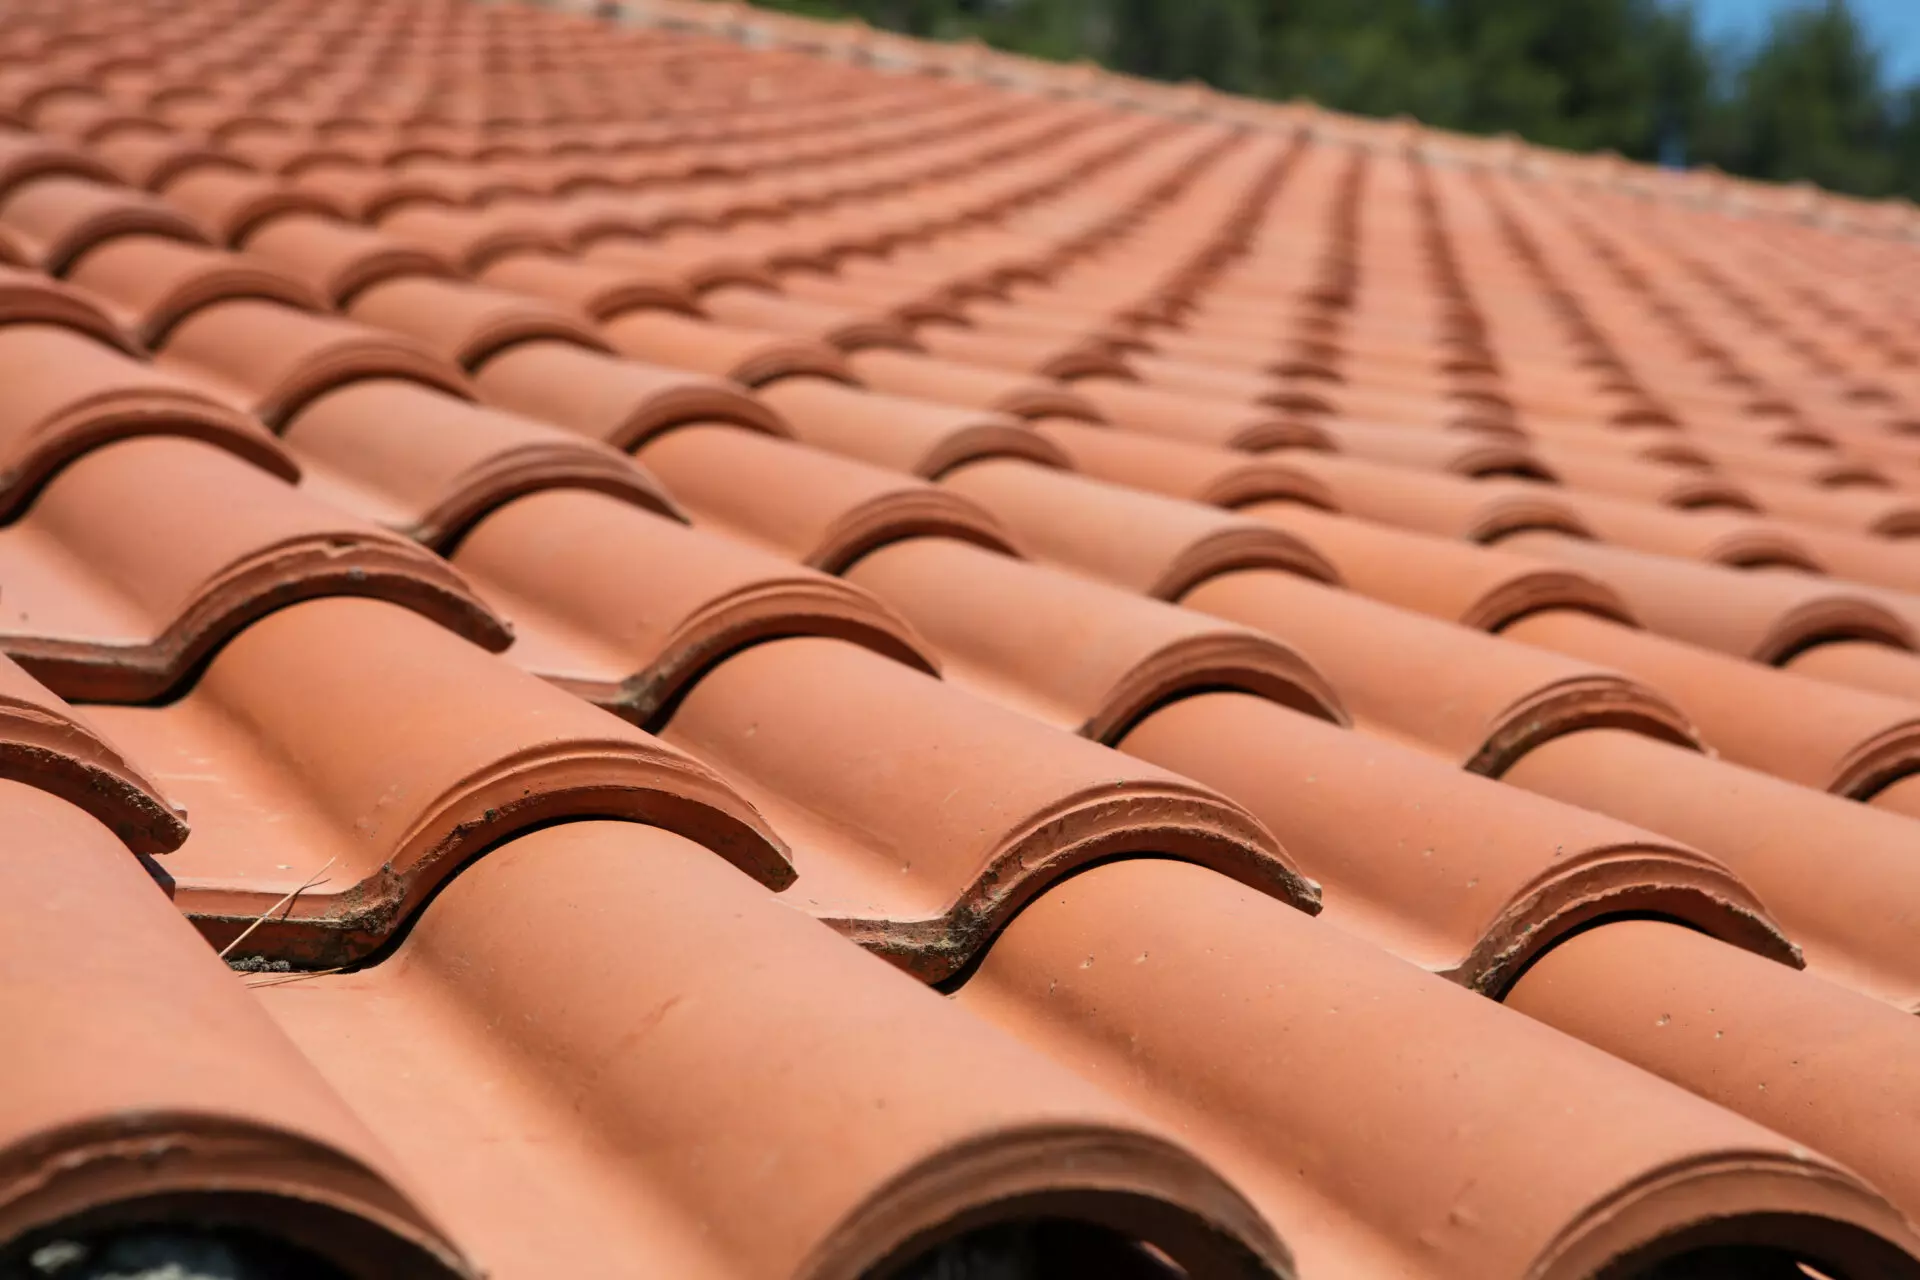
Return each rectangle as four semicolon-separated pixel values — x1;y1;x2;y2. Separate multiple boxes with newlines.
218;856;337;961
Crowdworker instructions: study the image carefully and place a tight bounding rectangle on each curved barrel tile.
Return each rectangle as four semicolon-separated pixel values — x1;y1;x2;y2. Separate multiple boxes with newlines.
1313;417;1553;478
85;596;790;963
1506;728;1920;1010
0;174;206;272
1547;488;1823;569
346;275;611;370
1502;531;1913;663
1245;502;1631;630
0;437;508;700
1066;375;1327;450
0;780;473;1278
1275;450;1591;540
283;379;681;547
1509;919;1920;1225
600;309;856;386
1033;417;1338;509
636;423;1017;571
846;537;1345;742
0;655;185;853
702;281;919;352
955;858;1920;1280
940;458;1339;597
845;348;1107;421
1505;609;1920;797
476;250;698;319
256;819;1294;1280
377;204;567;272
66;233;324;344
662;637;1315;977
161;166;345;245
1182;569;1700;773
241;212;455;305
158;299;473;427
1122;692;1793;992
454;487;936;718
0;261;139;351
757;374;1068;477
473;339;789;449
0;323;295;517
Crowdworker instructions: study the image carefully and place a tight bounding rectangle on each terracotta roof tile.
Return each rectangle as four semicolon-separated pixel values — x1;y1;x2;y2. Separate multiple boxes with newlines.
1501;530;1914;662
281;378;680;546
475;248;697;319
471;337;786;447
1033;416;1338;507
288;162;456;222
157;298;472;425
846;536;1345;740
0;126;116;198
344;274;609;369
255;819;1290;1278
844;345;1106;419
1239;448;1592;539
1783;633;1920;704
1509;917;1920;1224
452;487;934;718
1525;444;1759;509
663;636;1312;976
0;779;472;1276
700;280;919;352
1545;487;1822;569
88;130;238;190
1122;691;1791;991
0;322;293;516
954;856;1918;1278
1505;609;1920;798
1505;728;1920;1008
1246;501;1631;630
9;3;1920;1272
0;653;185;852
0;437;506;699
0;173;205;271
942;457;1338;596
1184;568;1701;772
240;210;455;304
600;307;854;385
1743;470;1920;536
1312;416;1551;478
162;162;345;243
757;374;1065;476
636;422;1017;570
88;595;789;963
66;231;322;342
0;259;140;348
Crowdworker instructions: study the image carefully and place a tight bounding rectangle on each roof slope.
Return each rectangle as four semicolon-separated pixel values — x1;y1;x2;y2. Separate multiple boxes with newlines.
3;1;1920;1278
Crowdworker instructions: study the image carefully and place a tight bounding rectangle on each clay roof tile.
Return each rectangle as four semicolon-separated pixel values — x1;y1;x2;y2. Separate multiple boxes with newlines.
88;595;788;962
66;231;323;343
0;436;507;700
0;778;473;1276
452;487;935;721
158;298;473;426
637;422;1017;570
346;274;609;369
0;174;206;272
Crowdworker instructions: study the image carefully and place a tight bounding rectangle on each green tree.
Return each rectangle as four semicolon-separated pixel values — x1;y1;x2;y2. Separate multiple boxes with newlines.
1701;0;1897;195
744;0;1920;204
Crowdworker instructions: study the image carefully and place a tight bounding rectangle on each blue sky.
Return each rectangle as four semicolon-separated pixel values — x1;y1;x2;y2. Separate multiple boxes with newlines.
1690;0;1920;84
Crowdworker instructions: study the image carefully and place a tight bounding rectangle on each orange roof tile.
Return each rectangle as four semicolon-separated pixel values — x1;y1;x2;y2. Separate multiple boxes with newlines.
6;0;1920;1275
